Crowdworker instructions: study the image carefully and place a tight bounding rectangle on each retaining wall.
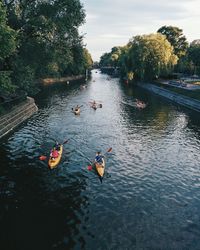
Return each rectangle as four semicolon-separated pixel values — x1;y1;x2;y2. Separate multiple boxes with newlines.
0;97;38;139
139;83;200;112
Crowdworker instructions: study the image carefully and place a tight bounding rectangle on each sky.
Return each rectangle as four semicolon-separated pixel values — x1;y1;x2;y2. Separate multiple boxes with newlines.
79;0;200;62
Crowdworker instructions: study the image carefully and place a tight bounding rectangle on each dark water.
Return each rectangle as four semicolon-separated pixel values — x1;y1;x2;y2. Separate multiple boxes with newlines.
1;70;200;250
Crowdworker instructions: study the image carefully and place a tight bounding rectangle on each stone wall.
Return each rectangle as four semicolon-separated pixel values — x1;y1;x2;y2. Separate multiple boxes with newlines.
0;97;38;139
139;83;200;112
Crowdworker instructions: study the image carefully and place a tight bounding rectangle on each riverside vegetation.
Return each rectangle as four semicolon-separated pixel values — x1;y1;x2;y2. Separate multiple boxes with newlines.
99;26;200;84
0;0;93;98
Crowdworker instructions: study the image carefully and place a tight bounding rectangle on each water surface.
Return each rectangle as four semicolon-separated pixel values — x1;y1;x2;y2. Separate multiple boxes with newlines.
1;70;200;250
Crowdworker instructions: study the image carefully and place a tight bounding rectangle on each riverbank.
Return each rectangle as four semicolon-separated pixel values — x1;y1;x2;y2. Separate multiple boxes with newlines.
0;97;38;139
138;82;200;112
39;75;85;85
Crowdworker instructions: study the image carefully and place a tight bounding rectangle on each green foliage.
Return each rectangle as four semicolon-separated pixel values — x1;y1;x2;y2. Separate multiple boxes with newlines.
175;54;194;75
1;0;88;94
157;26;188;58
127;71;134;81
188;43;200;75
11;59;37;95
83;48;93;69
0;2;17;94
188;44;200;67
127;33;178;80
99;46;123;67
0;71;16;93
0;2;17;61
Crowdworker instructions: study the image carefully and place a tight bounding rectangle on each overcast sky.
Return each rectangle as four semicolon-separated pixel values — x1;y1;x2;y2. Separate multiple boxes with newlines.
79;0;200;61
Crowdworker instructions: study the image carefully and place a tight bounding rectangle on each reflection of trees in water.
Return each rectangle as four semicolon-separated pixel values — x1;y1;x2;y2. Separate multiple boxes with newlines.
119;83;195;136
184;110;200;140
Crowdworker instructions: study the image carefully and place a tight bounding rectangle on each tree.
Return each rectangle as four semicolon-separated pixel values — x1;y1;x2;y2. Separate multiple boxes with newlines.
83;48;93;69
127;33;178;80
2;0;87;94
157;26;188;58
188;42;200;75
99;52;112;67
0;2;17;93
0;2;16;61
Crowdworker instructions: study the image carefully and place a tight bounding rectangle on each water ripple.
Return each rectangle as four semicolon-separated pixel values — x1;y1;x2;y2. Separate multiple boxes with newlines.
1;70;200;249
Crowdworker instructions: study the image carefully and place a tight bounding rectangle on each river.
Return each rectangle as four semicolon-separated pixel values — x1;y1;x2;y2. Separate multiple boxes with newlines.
1;70;200;250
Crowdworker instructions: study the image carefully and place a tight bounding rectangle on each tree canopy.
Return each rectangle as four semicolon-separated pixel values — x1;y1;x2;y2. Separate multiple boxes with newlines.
0;2;16;61
0;0;92;95
157;26;188;58
188;42;200;74
126;33;178;80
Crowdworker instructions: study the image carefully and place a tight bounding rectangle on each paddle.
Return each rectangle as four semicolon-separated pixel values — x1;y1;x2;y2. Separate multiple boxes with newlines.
39;139;69;161
87;147;112;170
72;105;83;110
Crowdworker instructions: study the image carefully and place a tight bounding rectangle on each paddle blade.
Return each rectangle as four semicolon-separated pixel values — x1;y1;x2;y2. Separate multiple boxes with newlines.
107;147;112;153
63;139;69;144
87;165;93;171
39;155;47;161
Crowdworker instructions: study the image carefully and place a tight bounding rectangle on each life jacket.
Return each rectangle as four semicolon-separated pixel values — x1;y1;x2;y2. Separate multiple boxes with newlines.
95;155;103;163
52;150;59;158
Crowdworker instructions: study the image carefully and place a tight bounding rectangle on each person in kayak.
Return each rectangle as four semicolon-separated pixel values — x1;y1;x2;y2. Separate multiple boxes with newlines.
95;151;104;165
74;105;80;111
91;100;97;110
136;99;146;108
50;148;59;160
53;142;61;151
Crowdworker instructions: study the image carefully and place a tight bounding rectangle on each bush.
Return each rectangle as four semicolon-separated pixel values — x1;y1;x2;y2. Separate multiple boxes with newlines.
0;71;17;94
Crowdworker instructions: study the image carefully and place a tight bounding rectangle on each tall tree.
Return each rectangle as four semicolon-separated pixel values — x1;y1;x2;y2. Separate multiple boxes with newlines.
2;0;87;94
128;33;178;80
188;42;200;75
0;2;17;93
157;26;188;58
0;2;16;61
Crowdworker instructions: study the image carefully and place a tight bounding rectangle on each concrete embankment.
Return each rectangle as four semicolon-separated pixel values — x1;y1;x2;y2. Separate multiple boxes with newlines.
139;83;200;112
0;97;38;139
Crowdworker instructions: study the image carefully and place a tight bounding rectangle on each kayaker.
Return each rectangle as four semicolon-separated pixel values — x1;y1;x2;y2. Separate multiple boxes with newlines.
75;105;80;111
95;151;104;165
91;101;97;109
136;99;146;108
50;148;59;160
54;142;61;151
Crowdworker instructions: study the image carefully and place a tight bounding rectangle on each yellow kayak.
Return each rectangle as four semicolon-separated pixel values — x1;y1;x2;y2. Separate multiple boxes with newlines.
95;158;105;177
48;145;63;169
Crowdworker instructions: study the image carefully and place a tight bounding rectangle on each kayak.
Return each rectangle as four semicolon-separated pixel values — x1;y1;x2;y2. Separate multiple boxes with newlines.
74;108;80;115
95;158;105;177
136;103;146;109
48;145;63;169
91;105;97;110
